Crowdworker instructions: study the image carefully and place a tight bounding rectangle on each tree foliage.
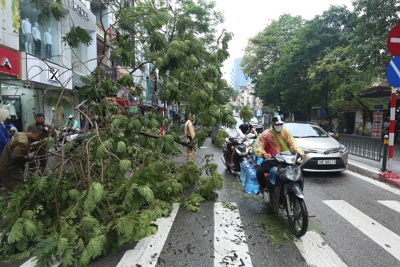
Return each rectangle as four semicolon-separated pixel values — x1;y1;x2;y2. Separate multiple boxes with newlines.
242;1;398;121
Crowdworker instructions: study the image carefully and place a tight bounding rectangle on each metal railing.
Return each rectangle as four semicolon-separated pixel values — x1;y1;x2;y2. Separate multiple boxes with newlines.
337;134;382;161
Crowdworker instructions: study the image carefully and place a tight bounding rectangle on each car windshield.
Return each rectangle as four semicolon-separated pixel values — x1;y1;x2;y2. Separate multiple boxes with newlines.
284;123;329;138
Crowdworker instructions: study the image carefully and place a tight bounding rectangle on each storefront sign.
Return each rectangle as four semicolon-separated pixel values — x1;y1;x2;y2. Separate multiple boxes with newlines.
69;0;96;32
48;66;59;81
0;47;20;78
26;54;72;89
371;111;383;139
72;0;89;21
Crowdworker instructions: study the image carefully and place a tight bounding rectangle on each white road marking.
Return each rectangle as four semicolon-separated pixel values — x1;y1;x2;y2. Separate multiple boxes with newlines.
378;200;400;213
345;170;400;196
294;231;347;267
324;200;400;261
117;203;180;267
214;202;253;266
20;257;61;267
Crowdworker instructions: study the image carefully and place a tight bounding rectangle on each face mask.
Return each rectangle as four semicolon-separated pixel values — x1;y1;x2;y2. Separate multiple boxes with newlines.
273;125;283;132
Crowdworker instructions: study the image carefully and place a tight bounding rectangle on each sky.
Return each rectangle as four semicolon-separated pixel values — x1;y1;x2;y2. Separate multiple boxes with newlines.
214;0;354;77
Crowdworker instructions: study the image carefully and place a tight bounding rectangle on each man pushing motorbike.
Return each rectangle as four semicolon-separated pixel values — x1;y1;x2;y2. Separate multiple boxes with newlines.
253;115;305;203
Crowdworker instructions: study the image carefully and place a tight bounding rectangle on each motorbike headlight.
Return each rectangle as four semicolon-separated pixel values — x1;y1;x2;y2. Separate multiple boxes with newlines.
339;144;347;153
280;166;302;181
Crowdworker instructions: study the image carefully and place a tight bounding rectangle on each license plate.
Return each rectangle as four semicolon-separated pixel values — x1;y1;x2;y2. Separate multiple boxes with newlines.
318;160;336;165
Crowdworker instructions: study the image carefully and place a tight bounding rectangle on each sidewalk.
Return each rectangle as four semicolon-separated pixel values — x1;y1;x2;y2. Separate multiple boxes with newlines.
347;143;400;189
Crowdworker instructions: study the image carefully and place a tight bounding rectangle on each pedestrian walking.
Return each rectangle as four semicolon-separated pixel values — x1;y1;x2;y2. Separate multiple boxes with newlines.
184;114;196;162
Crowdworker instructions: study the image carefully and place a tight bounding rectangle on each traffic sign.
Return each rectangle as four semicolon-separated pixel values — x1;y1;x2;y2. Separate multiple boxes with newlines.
386;56;400;87
387;24;400;56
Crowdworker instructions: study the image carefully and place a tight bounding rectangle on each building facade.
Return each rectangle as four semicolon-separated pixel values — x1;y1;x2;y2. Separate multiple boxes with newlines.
230;58;251;91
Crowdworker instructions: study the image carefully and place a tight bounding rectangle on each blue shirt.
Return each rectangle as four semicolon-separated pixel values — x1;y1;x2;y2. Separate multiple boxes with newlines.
0;123;10;156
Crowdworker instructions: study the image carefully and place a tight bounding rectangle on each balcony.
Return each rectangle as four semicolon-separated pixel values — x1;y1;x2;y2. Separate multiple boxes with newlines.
96;23;112;45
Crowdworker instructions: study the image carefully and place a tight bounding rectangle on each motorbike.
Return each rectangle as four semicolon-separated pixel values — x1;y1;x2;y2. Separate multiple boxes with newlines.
264;151;308;237
221;132;257;173
56;127;84;149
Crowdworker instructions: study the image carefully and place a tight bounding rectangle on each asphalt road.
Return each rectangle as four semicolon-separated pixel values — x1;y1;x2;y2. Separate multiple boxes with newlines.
3;137;400;267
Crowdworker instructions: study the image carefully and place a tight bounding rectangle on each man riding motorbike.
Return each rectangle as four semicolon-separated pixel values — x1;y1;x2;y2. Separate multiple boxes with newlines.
253;115;305;203
225;122;244;167
63;114;79;132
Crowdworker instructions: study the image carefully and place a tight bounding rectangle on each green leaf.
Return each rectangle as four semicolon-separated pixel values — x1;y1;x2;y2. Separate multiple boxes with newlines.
117;141;127;154
119;160;132;172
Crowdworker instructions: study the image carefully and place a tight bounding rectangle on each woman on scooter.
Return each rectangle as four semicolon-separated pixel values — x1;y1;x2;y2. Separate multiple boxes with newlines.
225;123;244;167
253;115;305;203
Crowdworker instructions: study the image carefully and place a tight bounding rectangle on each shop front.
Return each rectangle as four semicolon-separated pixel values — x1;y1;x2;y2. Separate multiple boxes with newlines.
20;0;60;64
23;53;73;130
0;46;23;131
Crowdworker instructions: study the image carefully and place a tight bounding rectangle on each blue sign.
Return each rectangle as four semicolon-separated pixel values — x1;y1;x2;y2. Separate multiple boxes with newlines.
374;104;383;110
386;56;400;87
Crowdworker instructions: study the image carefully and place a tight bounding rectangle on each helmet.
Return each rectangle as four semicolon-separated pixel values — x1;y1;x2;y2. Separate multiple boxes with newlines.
271;115;283;125
68;114;74;119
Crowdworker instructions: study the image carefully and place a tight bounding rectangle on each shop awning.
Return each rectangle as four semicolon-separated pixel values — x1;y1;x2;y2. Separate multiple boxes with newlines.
359;86;392;98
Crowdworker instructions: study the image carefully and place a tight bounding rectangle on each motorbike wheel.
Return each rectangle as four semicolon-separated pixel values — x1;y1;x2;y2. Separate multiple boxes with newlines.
286;194;308;237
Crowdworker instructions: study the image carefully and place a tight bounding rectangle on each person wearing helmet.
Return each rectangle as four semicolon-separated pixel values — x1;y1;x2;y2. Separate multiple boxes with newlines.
225;122;244;167
63;114;79;132
253;115;305;203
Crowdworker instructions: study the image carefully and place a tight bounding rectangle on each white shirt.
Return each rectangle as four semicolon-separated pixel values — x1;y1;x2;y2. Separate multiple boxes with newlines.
32;27;41;40
225;127;244;139
44;31;53;45
22;19;32;34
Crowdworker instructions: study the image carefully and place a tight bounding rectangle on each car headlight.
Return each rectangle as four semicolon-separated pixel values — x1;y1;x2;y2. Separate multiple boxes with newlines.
300;147;310;154
339;144;347;153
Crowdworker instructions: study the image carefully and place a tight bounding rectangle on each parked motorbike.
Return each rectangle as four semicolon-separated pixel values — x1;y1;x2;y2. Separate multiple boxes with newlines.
264;151;308;237
56;127;83;149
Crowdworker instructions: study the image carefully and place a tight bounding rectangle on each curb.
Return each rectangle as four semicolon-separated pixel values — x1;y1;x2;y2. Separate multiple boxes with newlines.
348;160;400;189
378;171;400;189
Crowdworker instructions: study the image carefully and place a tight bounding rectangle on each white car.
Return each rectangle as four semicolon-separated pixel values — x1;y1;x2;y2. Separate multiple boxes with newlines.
250;117;258;126
284;122;348;172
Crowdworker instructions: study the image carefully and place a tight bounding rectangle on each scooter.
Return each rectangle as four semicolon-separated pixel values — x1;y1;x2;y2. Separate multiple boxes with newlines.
221;137;252;173
264;151;308;237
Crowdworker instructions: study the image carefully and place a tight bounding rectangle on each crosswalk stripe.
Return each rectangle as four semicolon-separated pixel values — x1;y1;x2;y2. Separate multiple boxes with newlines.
346;171;400;196
116;203;180;267
378;200;400;213
325;200;400;261
20;257;61;267
295;231;347;267
213;202;253;266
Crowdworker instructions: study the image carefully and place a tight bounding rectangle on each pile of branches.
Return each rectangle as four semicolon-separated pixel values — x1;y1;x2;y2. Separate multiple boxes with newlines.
0;109;221;266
